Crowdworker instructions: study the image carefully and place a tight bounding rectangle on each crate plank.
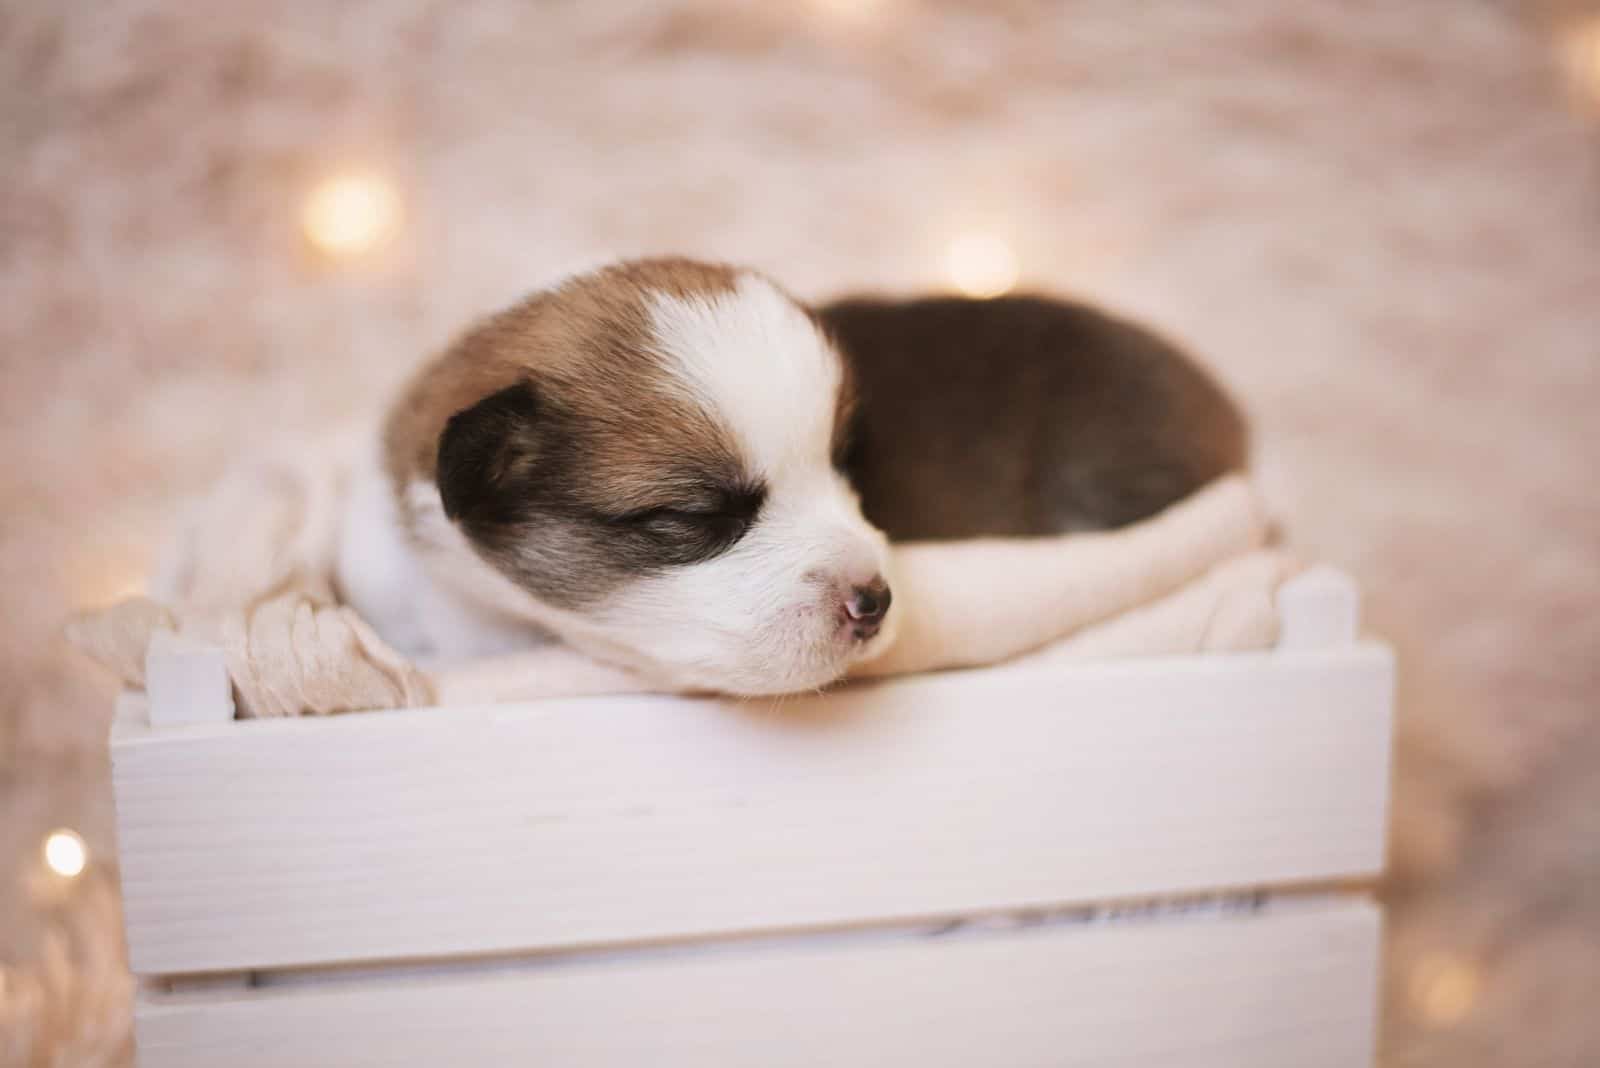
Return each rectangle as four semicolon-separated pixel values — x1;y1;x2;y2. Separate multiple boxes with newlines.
135;901;1380;1068
113;645;1393;975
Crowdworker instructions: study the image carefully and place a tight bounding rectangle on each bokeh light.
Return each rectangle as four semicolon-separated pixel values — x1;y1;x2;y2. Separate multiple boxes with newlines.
301;171;401;258
42;829;88;879
944;232;1019;299
812;0;887;21
1409;952;1481;1028
1560;17;1600;110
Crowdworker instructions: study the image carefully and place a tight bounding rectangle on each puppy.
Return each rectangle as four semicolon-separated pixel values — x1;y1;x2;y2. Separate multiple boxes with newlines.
337;258;1245;697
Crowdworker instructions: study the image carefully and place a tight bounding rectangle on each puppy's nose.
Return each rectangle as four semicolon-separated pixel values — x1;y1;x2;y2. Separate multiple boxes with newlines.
844;577;892;637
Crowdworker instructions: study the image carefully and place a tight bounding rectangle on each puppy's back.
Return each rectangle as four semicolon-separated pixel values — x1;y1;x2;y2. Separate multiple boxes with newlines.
819;295;1247;541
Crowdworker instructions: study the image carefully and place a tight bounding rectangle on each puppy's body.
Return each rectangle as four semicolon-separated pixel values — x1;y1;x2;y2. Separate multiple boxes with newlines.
338;259;1245;696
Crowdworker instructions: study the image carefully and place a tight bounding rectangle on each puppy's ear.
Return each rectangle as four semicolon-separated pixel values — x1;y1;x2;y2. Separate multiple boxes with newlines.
436;380;541;525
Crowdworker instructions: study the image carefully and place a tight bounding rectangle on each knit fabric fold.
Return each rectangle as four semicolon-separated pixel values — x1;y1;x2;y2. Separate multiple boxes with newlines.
67;431;432;718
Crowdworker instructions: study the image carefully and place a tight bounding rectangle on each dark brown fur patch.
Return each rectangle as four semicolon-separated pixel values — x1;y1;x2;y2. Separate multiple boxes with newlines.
818;294;1248;540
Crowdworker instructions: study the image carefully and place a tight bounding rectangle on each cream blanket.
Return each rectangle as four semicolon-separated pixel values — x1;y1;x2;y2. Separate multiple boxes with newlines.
67;434;1293;717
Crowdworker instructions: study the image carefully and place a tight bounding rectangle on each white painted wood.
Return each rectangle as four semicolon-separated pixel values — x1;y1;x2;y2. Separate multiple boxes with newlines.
112;644;1394;975
133;901;1380;1068
113;692;150;732
1276;566;1360;650
143;631;233;727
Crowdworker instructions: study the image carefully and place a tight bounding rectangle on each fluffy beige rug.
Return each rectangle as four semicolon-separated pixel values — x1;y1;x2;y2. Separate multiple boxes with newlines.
3;1;1598;1064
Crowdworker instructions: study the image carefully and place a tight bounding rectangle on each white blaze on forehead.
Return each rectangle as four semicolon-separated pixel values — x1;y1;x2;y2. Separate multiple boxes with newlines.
646;274;842;478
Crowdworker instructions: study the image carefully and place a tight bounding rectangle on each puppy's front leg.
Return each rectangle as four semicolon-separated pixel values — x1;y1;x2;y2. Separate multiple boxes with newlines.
852;475;1267;678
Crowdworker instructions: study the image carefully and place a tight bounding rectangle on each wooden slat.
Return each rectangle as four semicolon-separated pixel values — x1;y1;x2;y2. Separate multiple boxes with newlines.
112;644;1393;975
1277;566;1360;650
134;901;1380;1068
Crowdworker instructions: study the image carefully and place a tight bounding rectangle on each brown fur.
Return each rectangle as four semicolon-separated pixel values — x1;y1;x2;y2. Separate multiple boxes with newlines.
383;258;739;498
822;294;1249;540
383;258;770;608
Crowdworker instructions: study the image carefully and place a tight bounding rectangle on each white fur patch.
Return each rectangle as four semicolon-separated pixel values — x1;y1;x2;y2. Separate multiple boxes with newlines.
646;273;841;481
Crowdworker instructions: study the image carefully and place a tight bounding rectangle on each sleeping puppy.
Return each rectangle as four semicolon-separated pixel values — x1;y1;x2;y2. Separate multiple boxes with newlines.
337;258;1245;697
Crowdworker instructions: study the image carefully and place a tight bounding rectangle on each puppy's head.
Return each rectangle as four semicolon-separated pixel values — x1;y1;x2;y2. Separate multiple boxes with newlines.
385;259;893;694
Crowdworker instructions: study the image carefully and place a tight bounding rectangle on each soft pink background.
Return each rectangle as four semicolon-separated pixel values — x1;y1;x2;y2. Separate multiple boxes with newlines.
3;2;1598;1064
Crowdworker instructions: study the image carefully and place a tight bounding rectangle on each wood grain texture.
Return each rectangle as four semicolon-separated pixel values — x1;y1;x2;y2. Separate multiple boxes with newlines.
113;644;1393;975
133;901;1381;1068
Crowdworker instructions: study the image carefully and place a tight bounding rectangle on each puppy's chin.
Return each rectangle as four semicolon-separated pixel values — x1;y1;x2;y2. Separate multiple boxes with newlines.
683;624;895;698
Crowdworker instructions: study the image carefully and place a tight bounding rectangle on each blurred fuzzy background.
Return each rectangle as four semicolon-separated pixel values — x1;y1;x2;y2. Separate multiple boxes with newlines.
3;1;1599;1064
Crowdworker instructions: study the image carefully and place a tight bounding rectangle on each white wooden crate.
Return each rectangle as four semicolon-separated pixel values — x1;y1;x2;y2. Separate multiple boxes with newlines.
111;569;1393;1067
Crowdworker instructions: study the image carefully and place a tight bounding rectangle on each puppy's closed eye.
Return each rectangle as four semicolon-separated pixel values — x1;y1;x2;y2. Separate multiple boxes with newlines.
614;491;763;565
631;506;746;547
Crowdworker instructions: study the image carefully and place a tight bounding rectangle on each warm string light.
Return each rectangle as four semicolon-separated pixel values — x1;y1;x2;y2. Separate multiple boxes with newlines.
42;829;88;879
301;171;401;259
1409;952;1481;1028
70;550;147;607
812;0;888;21
1560;17;1600;110
944;232;1019;299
